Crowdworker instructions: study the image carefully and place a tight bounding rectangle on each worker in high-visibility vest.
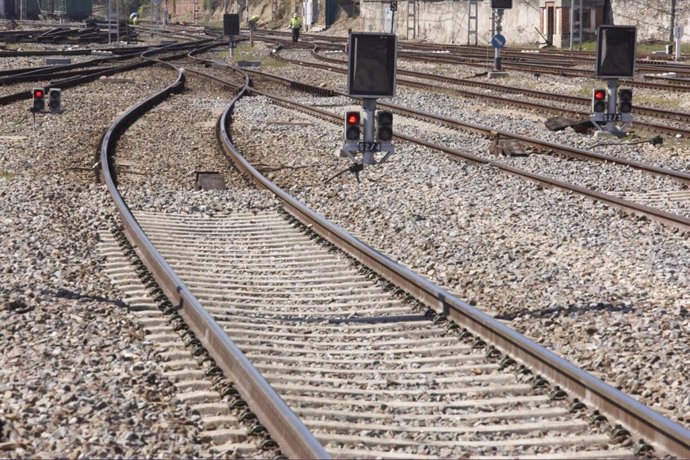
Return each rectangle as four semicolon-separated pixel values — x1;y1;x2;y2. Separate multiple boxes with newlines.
289;13;302;42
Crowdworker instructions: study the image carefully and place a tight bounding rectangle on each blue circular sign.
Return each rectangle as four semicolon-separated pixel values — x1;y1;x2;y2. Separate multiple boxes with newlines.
491;34;506;49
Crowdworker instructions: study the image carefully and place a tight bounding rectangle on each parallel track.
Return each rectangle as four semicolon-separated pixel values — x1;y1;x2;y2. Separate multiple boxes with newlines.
282;48;690;138
184;51;690;232
96;50;690;457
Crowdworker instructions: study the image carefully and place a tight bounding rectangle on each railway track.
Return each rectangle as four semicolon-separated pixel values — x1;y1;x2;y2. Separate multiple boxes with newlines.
184;48;690;231
275;46;690;139
95;44;690;457
125;209;643;459
250;30;690;92
310;47;690;125
1;33;688;457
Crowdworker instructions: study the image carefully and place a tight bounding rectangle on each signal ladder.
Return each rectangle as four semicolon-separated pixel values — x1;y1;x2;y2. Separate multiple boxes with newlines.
193;0;200;21
467;0;478;45
569;0;583;50
406;0;416;39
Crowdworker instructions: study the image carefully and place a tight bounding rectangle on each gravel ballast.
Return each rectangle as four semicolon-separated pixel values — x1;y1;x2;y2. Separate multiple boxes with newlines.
0;65;216;457
1;38;688;458
221;48;689;427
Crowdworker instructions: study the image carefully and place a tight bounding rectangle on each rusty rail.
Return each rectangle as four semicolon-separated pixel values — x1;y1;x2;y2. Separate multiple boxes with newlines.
98;59;329;459
217;69;690;458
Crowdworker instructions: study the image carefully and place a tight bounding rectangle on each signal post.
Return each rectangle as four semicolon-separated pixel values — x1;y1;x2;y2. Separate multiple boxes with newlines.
490;0;511;77
340;32;397;178
590;25;637;137
223;14;240;60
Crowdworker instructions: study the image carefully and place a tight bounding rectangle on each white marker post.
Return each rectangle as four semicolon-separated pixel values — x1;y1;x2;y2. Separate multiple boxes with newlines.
674;26;684;61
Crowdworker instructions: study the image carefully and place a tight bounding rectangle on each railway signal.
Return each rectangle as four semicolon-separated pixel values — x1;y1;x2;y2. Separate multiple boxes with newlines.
32;88;45;112
48;88;61;113
376;111;393;142
345;111;361;142
341;111;361;158
591;88;606;122
491;0;512;8
618;88;632;122
339;33;398;178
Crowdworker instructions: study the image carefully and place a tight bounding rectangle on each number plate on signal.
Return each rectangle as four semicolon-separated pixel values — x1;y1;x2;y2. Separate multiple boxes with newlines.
359;142;381;152
603;113;623;122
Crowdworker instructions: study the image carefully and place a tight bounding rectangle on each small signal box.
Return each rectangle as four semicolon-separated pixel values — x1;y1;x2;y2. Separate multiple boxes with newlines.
345;111;361;141
376;111;393;142
48;88;61;113
491;0;512;8
32;88;45;112
618;88;633;122
591;88;606;121
618;89;632;113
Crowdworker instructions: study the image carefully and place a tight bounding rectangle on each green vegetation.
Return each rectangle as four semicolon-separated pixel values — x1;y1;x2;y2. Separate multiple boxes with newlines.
575;40;690;55
0;171;16;180
231;43;286;67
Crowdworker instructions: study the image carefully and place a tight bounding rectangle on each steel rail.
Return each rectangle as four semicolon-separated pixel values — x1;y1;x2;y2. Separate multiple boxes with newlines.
226;79;690;232
248;32;690;91
185;52;690;230
0;46;149;57
397;50;690;92
381;100;690;184
312;49;690;124
0;48;152;81
98;58;329;460
296;51;690;138
247;52;690;181
0;40;217;106
252;29;685;72
217;78;690;458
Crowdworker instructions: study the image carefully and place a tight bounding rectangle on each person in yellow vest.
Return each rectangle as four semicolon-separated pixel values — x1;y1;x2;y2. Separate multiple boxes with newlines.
248;15;260;30
289;13;302;42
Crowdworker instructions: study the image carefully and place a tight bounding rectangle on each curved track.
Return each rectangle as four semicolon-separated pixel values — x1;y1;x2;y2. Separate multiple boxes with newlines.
95;46;690;458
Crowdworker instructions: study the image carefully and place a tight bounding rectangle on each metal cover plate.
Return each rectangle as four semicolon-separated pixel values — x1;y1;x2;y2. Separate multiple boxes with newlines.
195;172;226;190
237;60;261;68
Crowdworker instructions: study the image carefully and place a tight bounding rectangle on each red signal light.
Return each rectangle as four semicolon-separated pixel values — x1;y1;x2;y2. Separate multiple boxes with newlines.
33;89;44;98
593;89;606;101
344;111;361;142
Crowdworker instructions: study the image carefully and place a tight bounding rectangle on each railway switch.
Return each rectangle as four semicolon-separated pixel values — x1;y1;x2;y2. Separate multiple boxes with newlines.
32;88;45;112
376;111;393;142
591;88;606;122
48;88;62;113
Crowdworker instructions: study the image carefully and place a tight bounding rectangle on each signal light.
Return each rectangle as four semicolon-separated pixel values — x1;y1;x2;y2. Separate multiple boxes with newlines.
376;110;393;142
591;88;606;114
32;88;45;112
48;88;61;113
618;88;632;114
345;111;361;141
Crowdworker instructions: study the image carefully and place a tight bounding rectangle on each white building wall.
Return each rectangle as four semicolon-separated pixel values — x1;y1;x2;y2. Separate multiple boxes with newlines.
362;0;546;46
361;0;689;46
610;0;688;42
